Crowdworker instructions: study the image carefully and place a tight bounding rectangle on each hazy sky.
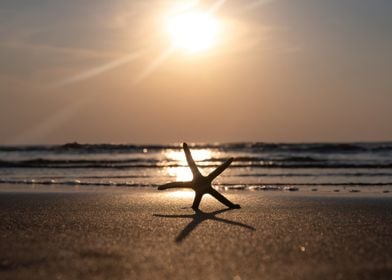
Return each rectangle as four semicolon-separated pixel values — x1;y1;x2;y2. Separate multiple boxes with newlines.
1;0;391;144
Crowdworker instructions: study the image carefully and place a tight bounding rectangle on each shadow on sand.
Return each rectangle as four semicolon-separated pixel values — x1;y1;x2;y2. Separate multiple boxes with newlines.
154;208;255;243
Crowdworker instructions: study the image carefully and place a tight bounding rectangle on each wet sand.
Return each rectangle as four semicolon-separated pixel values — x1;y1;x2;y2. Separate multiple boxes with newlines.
0;185;391;280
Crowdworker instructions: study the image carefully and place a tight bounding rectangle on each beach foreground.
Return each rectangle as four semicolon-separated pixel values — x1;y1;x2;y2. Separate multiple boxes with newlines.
0;186;391;280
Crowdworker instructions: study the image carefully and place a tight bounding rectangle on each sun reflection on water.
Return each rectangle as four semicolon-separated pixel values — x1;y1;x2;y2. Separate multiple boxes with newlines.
164;148;214;181
167;166;193;181
165;149;212;163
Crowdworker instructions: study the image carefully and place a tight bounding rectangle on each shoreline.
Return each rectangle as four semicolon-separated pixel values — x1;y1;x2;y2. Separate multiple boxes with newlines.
0;183;391;197
1;185;391;279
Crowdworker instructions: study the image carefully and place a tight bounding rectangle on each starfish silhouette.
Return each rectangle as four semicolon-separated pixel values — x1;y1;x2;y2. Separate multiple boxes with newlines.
158;143;240;210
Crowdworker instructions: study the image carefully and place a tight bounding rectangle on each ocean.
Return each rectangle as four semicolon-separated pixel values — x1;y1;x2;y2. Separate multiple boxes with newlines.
1;142;392;193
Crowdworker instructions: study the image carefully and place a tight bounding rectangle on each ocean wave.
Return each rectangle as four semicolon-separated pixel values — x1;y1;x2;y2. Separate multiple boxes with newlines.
229;156;325;162
1;178;391;189
0;158;161;168
1;142;392;154
0;158;391;169
0;142;179;153
0;178;155;187
235;172;392;177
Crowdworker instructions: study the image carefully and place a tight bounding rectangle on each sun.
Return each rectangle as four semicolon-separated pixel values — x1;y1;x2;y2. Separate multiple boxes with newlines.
165;9;220;53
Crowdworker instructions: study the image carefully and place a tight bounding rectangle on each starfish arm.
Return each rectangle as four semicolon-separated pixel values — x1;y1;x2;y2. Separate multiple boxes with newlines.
183;142;201;177
208;188;240;209
191;192;203;211
207;158;234;180
158;181;193;190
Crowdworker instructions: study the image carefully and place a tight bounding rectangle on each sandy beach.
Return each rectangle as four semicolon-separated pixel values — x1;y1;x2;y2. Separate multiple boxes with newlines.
0;185;391;280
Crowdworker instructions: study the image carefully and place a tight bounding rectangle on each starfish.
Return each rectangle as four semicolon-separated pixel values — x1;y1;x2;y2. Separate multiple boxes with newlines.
158;143;240;211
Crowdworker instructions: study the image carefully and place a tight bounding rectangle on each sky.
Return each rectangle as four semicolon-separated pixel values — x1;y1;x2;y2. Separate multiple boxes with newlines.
0;0;391;144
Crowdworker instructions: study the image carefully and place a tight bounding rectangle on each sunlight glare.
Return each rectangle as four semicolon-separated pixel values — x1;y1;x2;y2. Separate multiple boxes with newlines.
166;149;212;163
165;148;213;181
167;190;195;199
167;166;193;181
166;8;220;53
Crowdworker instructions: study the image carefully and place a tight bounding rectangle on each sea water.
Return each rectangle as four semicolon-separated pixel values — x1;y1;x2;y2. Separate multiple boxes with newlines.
0;142;392;193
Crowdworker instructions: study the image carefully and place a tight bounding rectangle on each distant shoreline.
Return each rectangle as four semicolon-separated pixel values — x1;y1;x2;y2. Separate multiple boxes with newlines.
0;183;391;197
